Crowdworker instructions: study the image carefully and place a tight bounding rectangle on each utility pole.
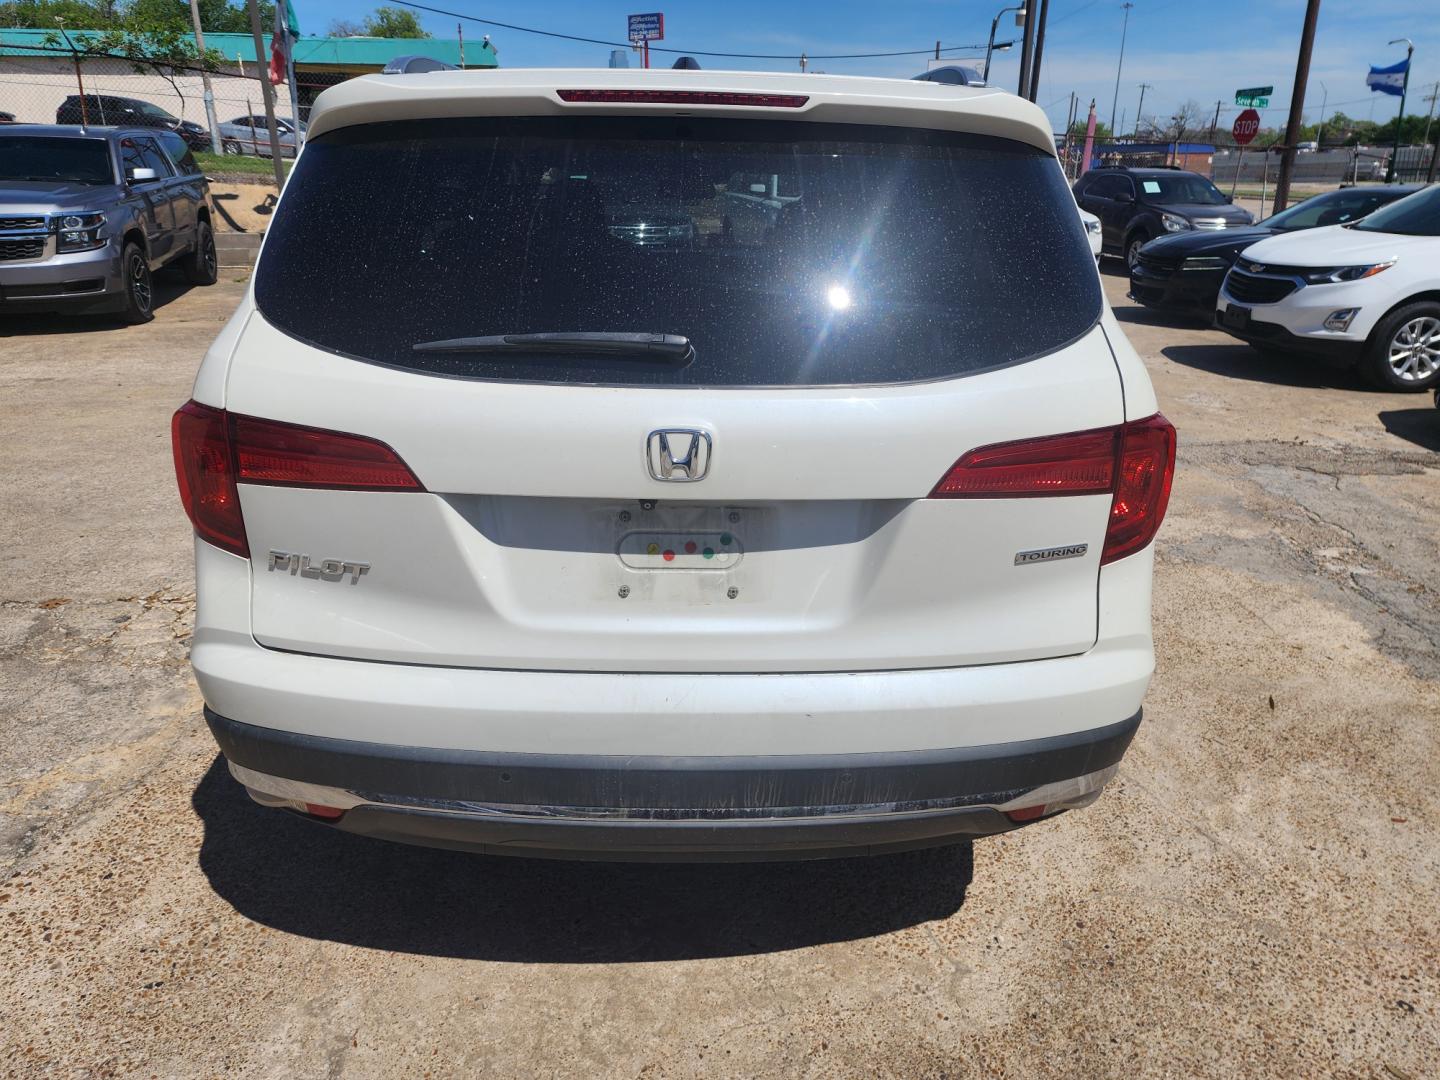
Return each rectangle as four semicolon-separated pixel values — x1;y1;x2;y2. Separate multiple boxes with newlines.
1209;99;1223;141
1134;82;1152;137
1384;37;1412;182
1017;0;1038;98
1108;3;1134;136
1027;0;1051;103
1272;0;1322;213
245;0;286;190
1421;81;1438;181
187;0;222;153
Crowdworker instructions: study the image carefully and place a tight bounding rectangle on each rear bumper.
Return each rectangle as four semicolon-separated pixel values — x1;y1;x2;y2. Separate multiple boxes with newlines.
208;708;1140;861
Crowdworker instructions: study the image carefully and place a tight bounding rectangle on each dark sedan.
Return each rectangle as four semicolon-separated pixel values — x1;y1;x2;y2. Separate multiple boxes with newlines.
1128;185;1424;318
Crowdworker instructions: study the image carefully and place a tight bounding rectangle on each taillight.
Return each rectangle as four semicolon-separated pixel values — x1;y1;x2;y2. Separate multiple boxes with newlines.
931;413;1176;565
232;415;423;491
173;401;247;556
171;401;424;558
1102;414;1175;565
930;428;1119;498
557;89;809;108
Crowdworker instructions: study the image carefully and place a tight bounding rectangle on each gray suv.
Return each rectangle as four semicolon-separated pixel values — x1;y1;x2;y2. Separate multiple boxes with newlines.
0;125;218;323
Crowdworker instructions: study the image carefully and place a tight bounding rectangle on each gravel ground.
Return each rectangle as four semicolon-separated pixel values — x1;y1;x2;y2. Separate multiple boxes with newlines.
1;266;1437;1078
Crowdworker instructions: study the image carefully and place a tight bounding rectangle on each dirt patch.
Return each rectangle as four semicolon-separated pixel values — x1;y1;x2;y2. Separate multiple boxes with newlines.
208;181;278;234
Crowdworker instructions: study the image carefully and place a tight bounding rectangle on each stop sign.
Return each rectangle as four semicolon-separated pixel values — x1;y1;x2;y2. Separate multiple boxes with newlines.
1232;108;1261;146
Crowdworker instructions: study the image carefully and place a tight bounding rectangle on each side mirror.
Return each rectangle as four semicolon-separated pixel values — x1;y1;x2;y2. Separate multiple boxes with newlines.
128;166;158;182
1224;194;1233;203
1114;191;1133;204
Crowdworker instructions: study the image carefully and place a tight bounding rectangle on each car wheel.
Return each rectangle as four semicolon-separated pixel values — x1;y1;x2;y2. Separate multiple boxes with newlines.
183;220;219;286
1363;302;1440;392
222;139;242;155
117;242;155;324
1125;234;1149;270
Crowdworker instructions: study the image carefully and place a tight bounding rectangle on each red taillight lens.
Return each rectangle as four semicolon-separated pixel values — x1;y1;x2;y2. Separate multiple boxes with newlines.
931;413;1176;565
557;89;809;108
172;402;424;557
930;428;1120;498
1101;413;1175;565
232;415;423;492
173;401;247;557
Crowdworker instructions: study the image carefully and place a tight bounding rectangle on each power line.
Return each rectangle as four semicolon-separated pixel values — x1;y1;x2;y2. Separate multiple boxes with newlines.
384;0;996;61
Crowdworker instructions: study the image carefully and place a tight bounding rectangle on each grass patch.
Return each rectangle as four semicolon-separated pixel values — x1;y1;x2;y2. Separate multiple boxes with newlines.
194;151;293;183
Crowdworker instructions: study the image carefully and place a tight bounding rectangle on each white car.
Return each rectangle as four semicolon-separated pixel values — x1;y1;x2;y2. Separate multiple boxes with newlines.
1216;184;1440;390
1079;206;1103;259
173;70;1174;860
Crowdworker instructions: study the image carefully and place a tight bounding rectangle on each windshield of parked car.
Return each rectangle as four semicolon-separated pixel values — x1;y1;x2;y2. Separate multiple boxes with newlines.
257;116;1101;387
1349;184;1440;236
1139;174;1228;206
1262;189;1408;231
0;136;113;184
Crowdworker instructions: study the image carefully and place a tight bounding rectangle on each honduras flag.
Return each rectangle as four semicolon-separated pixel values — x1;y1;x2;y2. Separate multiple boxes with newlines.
1367;58;1408;96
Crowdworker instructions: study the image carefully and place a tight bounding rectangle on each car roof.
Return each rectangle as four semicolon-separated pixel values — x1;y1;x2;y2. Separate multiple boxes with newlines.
1088;166;1200;176
1;123;157;139
304;68;1057;155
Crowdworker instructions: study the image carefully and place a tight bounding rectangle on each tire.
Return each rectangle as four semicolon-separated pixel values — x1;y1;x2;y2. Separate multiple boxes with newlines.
116;242;155;324
1125;233;1150;270
1362;301;1440;392
183;220;219;286
222;139;242;156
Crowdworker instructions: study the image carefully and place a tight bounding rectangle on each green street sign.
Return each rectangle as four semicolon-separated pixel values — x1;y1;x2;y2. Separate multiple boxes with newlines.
1235;86;1273;106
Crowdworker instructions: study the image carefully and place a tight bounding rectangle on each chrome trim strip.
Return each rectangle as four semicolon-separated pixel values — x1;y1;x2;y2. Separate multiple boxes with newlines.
229;761;1119;823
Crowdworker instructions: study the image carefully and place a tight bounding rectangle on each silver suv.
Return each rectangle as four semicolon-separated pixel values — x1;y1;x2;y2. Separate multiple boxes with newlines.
0;125;218;322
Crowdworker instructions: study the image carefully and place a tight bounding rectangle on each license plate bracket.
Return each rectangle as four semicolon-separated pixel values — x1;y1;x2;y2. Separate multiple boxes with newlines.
1223;303;1251;330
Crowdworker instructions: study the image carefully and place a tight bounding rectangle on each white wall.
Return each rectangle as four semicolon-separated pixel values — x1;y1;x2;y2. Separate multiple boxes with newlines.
0;56;299;130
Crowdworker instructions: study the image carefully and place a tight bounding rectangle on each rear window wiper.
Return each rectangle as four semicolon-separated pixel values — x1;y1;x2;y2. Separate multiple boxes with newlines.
411;331;692;360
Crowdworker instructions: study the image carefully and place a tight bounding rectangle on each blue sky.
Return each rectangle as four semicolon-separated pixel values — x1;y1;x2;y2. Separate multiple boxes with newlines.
299;1;1439;134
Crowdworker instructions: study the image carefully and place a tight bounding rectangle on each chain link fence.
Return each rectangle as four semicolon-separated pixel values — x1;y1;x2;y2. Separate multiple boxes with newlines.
0;40;311;158
1057;133;1435;187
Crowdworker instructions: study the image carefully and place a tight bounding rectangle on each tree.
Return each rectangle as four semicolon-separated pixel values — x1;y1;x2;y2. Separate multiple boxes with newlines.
327;18;364;37
0;0;122;27
362;6;429;38
1160;100;1205;143
1067;118;1114;141
2;0;270;32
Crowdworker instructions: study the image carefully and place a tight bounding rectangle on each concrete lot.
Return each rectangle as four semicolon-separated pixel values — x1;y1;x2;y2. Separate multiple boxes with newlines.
1;268;1437;1078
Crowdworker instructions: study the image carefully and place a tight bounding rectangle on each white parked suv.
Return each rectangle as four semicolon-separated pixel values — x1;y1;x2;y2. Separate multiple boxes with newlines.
1216;183;1440;390
173;70;1175;860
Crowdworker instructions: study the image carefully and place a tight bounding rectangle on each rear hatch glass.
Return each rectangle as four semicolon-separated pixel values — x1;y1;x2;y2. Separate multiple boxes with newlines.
255;116;1100;387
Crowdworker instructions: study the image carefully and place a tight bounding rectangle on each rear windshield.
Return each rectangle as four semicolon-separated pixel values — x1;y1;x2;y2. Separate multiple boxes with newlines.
0;136;113;185
255;117;1101;387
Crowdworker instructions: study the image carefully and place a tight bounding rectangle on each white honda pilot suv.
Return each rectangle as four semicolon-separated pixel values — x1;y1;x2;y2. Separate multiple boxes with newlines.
173;70;1175;860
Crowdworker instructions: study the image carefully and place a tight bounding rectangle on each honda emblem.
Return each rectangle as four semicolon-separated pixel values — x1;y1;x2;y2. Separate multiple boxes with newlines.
646;429;711;482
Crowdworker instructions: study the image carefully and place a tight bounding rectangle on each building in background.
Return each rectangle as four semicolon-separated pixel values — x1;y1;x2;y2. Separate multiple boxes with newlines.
0;28;498;131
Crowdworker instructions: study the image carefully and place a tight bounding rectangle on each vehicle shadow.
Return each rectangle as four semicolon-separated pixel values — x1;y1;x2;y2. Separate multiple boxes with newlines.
1378;408;1440;453
1162;343;1371;390
0;274;191;336
192;756;974;963
1111;304;1211;330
